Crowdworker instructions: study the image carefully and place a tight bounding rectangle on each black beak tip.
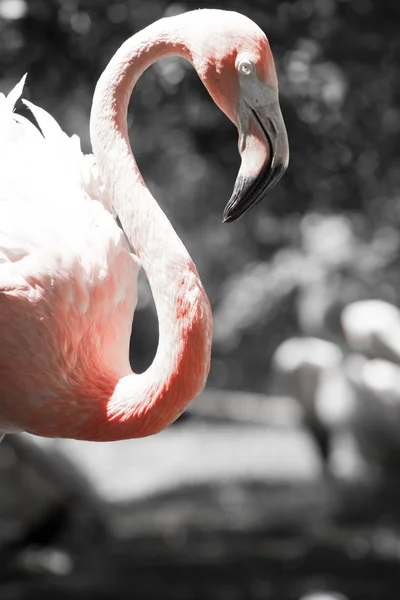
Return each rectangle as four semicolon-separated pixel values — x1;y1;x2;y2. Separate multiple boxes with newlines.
222;210;235;224
222;174;250;223
222;202;245;223
222;159;288;223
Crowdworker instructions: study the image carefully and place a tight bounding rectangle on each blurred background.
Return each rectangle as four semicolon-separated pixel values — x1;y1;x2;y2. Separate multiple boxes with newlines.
1;0;400;598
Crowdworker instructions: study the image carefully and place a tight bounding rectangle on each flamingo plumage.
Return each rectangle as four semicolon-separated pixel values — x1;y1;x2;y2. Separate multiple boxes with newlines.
341;299;400;364
271;337;345;465
0;10;288;442
343;354;400;470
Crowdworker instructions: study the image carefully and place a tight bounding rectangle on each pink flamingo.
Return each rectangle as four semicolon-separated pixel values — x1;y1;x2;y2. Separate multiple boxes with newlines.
0;10;288;441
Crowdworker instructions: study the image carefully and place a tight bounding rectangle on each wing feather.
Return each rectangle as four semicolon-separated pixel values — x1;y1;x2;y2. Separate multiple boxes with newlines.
0;77;132;286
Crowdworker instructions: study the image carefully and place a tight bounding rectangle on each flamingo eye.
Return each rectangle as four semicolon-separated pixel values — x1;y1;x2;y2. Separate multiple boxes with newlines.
237;58;255;77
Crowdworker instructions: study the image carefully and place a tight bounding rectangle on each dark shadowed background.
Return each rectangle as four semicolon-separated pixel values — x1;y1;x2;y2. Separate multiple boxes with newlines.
1;0;400;599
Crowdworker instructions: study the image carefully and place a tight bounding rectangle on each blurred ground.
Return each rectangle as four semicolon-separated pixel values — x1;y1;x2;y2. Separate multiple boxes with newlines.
2;393;400;600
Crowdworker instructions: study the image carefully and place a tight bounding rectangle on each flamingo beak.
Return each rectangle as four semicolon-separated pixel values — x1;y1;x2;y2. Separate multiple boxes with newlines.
223;103;289;223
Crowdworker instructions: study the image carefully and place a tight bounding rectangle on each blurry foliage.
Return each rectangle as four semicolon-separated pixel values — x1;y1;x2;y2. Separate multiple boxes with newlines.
1;0;400;391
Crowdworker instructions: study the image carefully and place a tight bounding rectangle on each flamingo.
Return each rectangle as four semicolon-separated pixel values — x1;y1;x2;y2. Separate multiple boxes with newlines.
272;337;380;477
341;300;400;364
343;354;400;470
271;337;346;466
0;10;288;442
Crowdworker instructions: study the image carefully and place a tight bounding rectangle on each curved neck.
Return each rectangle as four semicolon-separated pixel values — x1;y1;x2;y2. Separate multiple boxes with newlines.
89;16;212;441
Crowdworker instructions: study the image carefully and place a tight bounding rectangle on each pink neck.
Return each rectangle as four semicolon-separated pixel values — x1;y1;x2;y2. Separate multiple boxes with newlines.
89;15;212;441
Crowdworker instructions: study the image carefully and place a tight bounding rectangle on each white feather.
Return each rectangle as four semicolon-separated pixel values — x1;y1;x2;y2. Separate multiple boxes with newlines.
0;77;136;290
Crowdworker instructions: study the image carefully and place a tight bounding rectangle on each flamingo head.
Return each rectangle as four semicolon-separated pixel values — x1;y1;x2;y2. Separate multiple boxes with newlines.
188;10;289;222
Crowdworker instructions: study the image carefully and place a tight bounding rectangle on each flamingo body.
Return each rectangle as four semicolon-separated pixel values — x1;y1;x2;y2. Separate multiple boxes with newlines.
0;82;138;437
344;355;400;468
340;301;400;468
272;337;345;463
341;300;400;363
